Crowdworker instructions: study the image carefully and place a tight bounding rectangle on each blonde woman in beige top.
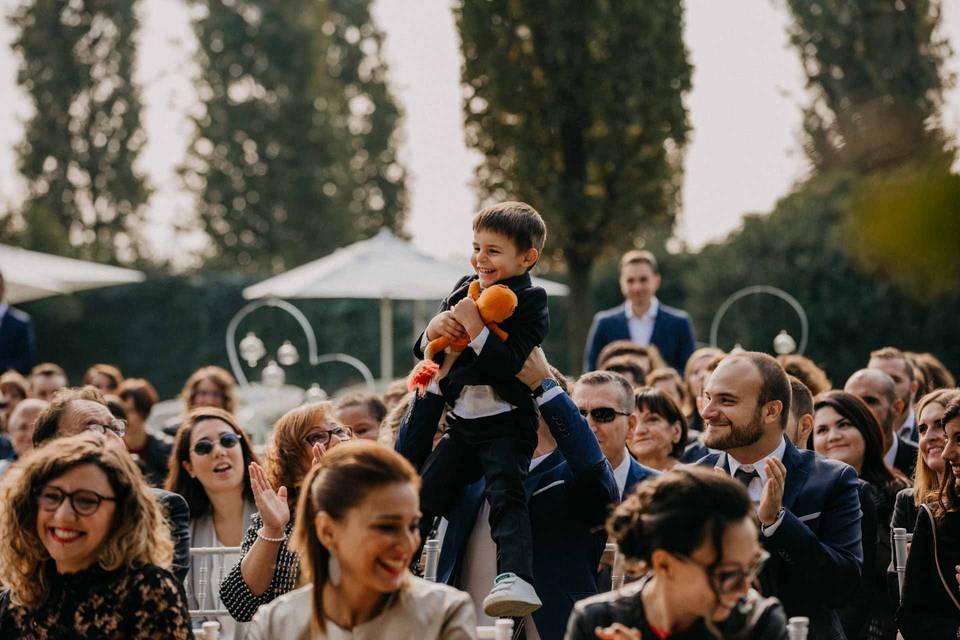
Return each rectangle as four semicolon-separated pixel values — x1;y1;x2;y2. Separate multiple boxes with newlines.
248;440;475;640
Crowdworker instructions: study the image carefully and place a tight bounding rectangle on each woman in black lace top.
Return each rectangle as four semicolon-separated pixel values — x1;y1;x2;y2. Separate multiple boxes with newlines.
219;402;354;622
0;433;191;638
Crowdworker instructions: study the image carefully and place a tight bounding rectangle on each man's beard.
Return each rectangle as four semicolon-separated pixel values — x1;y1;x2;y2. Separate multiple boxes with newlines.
703;406;764;450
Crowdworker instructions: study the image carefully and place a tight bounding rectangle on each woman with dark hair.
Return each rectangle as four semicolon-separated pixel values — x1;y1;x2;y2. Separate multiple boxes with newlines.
167;407;260;639
897;395;960;638
118;377;170;486
0;432;191;638
219;401;353;622
629;387;688;471
565;467;786;639
813;391;908;640
248;440;475;638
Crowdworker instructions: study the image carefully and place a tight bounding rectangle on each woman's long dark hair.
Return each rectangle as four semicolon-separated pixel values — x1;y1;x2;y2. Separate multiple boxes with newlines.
165;407;259;518
937;397;960;519
814;391;902;487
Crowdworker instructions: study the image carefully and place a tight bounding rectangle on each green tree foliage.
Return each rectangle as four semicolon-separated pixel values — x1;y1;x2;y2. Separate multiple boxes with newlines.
183;0;406;273
786;0;959;295
786;0;951;171
7;0;150;262
455;0;692;370
664;172;960;382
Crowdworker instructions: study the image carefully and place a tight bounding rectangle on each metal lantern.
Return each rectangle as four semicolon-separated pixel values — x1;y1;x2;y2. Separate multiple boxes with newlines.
277;340;300;366
773;330;797;355
261;360;285;388
239;332;266;368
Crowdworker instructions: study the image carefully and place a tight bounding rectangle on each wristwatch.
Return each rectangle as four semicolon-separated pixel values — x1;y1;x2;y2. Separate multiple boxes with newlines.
533;378;559;397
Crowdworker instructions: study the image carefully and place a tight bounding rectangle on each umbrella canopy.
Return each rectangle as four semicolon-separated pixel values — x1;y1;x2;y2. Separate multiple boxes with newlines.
0;244;145;304
242;228;568;380
243;227;569;300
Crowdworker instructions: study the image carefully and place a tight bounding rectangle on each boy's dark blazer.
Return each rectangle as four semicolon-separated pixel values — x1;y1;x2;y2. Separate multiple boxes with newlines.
697;437;863;640
583;303;695;373
396;390;619;640
414;272;548;410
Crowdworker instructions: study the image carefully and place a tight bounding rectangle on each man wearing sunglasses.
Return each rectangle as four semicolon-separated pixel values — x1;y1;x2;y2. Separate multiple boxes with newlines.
572;370;658;499
697;351;863;640
31;386;192;583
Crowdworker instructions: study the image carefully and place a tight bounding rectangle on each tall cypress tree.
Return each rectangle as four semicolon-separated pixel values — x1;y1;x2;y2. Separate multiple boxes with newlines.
183;0;406;273
8;0;150;262
455;0;692;368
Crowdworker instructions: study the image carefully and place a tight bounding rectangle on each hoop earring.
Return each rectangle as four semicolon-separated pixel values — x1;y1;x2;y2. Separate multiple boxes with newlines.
328;554;342;587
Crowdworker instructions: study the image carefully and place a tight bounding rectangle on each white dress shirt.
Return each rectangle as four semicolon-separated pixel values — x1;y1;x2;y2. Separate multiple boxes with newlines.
898;408;917;442
624;297;659;346
612;450;632;499
726;436;788;536
884;433;899;468
420;328;514;418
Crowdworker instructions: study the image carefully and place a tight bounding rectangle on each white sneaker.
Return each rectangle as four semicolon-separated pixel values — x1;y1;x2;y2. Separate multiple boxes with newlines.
482;572;542;617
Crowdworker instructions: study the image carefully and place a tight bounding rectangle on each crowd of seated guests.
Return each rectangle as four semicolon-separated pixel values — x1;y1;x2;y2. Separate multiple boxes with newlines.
0;339;957;639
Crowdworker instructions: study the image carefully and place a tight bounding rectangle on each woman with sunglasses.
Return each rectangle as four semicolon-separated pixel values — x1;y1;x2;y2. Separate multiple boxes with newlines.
0;432;191;638
220;401;353;623
565;467;787;640
167;407;260;639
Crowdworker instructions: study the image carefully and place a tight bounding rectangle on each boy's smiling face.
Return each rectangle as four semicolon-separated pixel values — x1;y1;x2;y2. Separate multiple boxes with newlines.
471;228;538;288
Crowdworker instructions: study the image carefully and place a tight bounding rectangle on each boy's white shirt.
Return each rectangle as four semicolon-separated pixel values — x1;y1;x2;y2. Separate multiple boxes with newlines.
420;328;515;418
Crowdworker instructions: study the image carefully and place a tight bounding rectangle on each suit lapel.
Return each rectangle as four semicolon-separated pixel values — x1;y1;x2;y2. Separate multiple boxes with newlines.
649;306;666;347
780;439;810;512
612;308;631;341
525;449;564;497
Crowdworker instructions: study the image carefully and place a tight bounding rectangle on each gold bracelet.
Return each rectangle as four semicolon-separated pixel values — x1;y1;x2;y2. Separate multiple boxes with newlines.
256;528;286;543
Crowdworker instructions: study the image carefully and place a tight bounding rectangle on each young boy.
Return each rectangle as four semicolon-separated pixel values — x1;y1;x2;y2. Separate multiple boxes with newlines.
414;201;549;617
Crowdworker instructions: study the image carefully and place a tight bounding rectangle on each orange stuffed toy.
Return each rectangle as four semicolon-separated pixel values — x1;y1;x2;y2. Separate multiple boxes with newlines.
408;280;518;396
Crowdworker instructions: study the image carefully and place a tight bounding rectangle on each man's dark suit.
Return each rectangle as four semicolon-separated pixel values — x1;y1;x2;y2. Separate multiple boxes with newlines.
396;390;619;640
0;305;34;374
622;456;658;499
698;437;863;640
892;436;918;481
583;303;695;373
152;488;191;583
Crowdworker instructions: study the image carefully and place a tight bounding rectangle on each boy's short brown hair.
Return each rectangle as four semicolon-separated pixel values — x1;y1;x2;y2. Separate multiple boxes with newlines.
473;201;547;257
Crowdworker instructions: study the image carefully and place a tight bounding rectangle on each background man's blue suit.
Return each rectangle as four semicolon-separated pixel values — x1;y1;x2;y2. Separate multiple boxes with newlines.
583;304;695;373
396;390;619;640
697;437;863;640
0;306;34;374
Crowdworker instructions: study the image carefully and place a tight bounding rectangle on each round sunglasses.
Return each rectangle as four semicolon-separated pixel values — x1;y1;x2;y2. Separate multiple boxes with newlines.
193;432;241;456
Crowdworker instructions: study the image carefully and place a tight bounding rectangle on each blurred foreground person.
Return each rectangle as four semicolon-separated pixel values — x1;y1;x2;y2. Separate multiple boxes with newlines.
30;363;67;402
168;407;260;639
897;395;960;638
565;467;787;639
248;440;475;639
0;433;191;638
83;363;124;394
0;398;47;477
220;401;353;622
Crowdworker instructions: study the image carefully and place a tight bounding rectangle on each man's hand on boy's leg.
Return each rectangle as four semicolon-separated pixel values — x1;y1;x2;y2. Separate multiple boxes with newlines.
451;297;484;339
426;310;467;342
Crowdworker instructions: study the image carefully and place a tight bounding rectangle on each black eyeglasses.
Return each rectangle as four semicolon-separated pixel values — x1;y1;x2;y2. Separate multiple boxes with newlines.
36;486;116;516
193;432;241;456
578;407;632;423
676;550;770;594
304;425;353;447
87;418;127;438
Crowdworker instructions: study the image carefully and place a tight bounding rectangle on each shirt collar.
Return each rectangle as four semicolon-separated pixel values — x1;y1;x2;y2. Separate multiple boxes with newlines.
613;449;632;496
624;297;659;321
727;435;787;485
884;433;899;468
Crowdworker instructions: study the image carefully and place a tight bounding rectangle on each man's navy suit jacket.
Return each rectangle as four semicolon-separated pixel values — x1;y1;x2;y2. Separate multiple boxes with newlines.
697;437;863;640
396;390;619;640
623;456;659;499
0;306;34;374
583;303;695;373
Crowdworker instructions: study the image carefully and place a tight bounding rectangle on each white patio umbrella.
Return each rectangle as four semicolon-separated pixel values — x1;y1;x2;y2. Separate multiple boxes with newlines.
0;244;145;303
243;228;568;380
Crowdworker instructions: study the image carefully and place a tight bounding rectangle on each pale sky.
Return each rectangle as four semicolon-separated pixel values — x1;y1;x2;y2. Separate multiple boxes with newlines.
1;1;959;267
